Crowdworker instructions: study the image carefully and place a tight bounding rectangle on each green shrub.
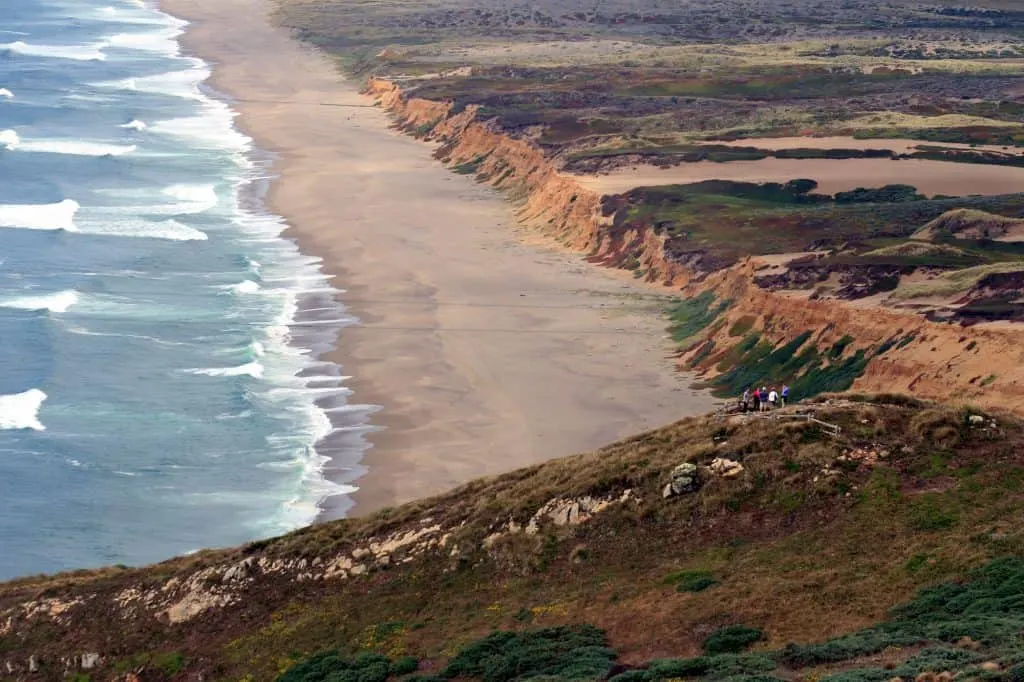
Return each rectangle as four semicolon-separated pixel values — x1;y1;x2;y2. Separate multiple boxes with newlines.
668;292;732;343
703;654;777;677
703;626;764;655
779;630;918;666
390;656;419;676
609;671;653;682
440;625;615;682
894;647;984;675
278;652;394;682
154;652;184;676
664;569;718;593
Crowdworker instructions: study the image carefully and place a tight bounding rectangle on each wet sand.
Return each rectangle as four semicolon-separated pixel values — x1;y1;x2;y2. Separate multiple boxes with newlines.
573;156;1024;198
160;0;715;517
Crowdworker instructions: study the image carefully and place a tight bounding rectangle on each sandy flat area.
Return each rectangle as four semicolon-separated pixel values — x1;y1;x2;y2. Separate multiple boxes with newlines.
715;136;1024;155
160;0;714;517
572;157;1024;197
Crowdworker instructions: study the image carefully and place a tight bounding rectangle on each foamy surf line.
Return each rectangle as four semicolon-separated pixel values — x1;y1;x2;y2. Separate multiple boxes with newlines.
151;3;375;529
185;361;264;379
0;130;137;156
1;40;107;61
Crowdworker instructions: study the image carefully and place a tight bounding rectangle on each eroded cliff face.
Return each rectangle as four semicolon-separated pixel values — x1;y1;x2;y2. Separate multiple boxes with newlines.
364;79;1024;414
697;266;1024;412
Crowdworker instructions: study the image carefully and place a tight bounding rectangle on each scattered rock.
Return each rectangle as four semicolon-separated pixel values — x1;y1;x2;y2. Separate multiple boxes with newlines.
980;662;1000;672
81;653;101;670
956;636;982;650
968;414;985;425
709;458;744;479
664;462;701;497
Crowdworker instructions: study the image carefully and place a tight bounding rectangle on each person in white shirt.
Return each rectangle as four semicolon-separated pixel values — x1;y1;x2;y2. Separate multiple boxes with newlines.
768;388;778;409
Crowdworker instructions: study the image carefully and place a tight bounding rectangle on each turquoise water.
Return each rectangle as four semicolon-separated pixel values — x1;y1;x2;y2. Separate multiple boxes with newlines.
0;0;373;579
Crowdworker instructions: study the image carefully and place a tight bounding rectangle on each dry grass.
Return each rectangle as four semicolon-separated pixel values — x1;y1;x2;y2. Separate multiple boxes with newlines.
890;262;1024;300
863;242;968;258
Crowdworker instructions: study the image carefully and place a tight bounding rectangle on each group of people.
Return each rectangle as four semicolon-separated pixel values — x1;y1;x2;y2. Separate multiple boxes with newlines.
740;384;789;412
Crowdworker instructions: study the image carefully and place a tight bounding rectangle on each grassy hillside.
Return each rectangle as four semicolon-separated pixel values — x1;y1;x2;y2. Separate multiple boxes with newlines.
4;396;1024;682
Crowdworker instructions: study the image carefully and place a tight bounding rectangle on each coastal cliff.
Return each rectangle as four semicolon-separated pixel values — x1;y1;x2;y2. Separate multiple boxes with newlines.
364;78;1024;414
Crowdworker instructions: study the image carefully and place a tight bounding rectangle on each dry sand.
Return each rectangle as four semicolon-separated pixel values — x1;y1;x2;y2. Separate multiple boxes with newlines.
715;135;1024;156
573;157;1024;197
160;0;714;517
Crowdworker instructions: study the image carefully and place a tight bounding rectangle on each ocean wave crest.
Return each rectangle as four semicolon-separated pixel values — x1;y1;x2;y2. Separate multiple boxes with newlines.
0;199;79;231
13;139;137;157
120;119;147;131
0;89;12;99
163;184;217;206
186;362;264;379
2;41;106;61
0;290;79;313
221;280;261;295
0;129;19;149
71;215;207;241
95;62;208;100
0;389;46;431
106;27;182;56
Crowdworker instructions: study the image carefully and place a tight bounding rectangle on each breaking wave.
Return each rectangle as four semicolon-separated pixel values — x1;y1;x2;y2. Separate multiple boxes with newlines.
185;362;265;379
0;290;79;313
1;40;106;61
0;199;79;231
0;389;47;431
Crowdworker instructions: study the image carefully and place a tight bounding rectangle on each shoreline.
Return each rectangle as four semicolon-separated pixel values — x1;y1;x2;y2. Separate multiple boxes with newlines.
160;0;718;520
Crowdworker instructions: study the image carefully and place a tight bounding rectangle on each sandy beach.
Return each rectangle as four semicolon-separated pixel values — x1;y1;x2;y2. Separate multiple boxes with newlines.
159;0;714;516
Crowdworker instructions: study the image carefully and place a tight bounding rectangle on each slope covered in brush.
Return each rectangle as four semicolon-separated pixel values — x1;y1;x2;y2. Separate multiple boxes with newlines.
2;396;1024;682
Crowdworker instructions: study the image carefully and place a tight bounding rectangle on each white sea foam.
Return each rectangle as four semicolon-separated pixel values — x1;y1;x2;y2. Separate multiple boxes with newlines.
249;340;266;357
0;389;46;431
0;290;79;313
2;41;107;61
223;280;261;295
186;362;265;379
72;209;207;241
163;183;217;206
120;119;147;131
0;130;19;149
13;139;137;156
0;89;12;99
0;199;79;231
96;61;208;100
106;26;182;56
150;105;250;151
92;184;218;217
63;324;188;347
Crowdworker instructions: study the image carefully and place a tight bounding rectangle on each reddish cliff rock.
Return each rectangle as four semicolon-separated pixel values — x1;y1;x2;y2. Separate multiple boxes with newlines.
364;79;1024;414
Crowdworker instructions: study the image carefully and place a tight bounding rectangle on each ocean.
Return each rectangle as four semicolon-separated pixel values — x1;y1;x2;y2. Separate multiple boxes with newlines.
0;0;373;579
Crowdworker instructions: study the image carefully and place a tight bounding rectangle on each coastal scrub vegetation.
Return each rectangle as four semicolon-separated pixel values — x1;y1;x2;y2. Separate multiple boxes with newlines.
279;556;1024;682
7;397;1024;682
